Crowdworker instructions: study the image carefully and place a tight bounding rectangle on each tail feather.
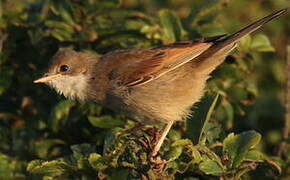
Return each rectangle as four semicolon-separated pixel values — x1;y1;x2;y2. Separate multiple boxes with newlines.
215;8;288;50
194;8;288;73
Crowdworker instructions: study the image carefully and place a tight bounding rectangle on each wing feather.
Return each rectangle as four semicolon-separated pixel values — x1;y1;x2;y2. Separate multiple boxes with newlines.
109;41;212;87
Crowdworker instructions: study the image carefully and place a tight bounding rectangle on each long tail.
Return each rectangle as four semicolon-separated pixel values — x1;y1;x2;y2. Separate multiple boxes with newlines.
215;8;288;50
194;8;289;73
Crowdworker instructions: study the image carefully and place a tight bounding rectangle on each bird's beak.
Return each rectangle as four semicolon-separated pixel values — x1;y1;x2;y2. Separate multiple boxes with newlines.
34;74;61;83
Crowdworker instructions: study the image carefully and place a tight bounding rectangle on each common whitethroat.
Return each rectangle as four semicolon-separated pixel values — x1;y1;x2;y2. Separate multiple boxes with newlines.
34;8;288;156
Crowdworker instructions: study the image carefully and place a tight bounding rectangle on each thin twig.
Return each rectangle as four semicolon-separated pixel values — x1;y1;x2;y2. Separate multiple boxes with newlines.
209;142;223;149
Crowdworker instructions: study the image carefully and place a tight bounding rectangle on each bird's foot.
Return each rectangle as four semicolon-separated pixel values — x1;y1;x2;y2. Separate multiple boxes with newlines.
144;127;160;157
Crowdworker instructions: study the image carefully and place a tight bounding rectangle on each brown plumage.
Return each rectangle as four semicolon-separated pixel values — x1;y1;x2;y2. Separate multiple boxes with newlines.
34;8;288;156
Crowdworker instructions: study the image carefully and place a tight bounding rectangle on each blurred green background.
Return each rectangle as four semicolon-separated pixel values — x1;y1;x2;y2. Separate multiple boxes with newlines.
0;0;289;179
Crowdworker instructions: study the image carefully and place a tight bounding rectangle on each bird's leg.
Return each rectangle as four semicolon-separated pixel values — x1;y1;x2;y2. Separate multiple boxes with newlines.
151;120;174;157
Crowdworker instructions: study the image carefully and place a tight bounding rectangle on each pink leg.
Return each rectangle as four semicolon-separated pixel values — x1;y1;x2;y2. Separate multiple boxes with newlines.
151;120;174;157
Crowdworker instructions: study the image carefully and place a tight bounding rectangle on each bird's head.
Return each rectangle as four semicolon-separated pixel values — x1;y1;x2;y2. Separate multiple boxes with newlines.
34;49;98;100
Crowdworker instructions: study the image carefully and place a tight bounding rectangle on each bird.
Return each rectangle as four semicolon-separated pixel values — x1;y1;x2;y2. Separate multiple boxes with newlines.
34;8;288;157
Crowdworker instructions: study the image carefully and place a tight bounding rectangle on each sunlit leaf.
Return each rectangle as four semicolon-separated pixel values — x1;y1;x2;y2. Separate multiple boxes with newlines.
45;20;74;33
27;159;73;176
51;28;74;41
190;147;202;164
168;129;182;141
88;153;108;171
165;146;183;161
250;34;275;52
198;146;224;168
33;139;65;158
223;131;261;168
172;139;193;147
0;154;13;179
50;0;75;25
199;159;224;176
238;35;252;52
198;24;227;37
244;150;264;162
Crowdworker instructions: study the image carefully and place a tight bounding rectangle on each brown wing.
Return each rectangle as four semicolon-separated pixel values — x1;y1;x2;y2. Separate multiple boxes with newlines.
106;8;288;87
108;41;212;87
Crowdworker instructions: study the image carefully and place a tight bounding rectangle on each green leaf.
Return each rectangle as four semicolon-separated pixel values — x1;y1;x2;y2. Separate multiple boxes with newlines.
177;162;190;174
27;160;43;173
168;129;182;141
50;0;75;25
199;159;224;176
238;35;252;52
190;147;202;164
0;67;13;95
71;143;95;160
165;146;183;161
45;20;74;33
32;139;65;158
172;139;193;147
0;154;13;179
27;159;73;176
198;146;224;168
49;100;75;132
83;0;121;10
51;28;74;41
88;115;125;128
198;24;227;37
201;122;222;144
159;9;185;43
88;153;108;171
244;150;264;162
103;128;122;153
227;86;248;102
250;34;275;52
223;130;262;168
222;99;234;129
98;0;122;8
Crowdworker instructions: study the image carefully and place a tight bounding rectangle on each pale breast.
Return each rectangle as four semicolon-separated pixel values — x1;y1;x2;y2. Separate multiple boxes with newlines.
48;74;89;100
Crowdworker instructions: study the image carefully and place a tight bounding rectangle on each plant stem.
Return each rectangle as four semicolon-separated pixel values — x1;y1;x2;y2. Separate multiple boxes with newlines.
198;93;220;145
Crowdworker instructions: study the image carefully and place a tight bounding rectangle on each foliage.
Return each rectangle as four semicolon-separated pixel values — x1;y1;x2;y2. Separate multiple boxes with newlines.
0;0;289;179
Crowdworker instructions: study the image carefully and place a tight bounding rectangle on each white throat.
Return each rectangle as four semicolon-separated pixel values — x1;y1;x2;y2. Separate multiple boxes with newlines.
48;74;88;101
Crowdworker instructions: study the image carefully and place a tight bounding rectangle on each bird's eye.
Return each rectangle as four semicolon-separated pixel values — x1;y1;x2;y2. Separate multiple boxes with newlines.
59;65;69;72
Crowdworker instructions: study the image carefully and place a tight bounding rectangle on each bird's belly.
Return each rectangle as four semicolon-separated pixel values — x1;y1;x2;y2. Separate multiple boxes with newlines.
115;65;209;124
